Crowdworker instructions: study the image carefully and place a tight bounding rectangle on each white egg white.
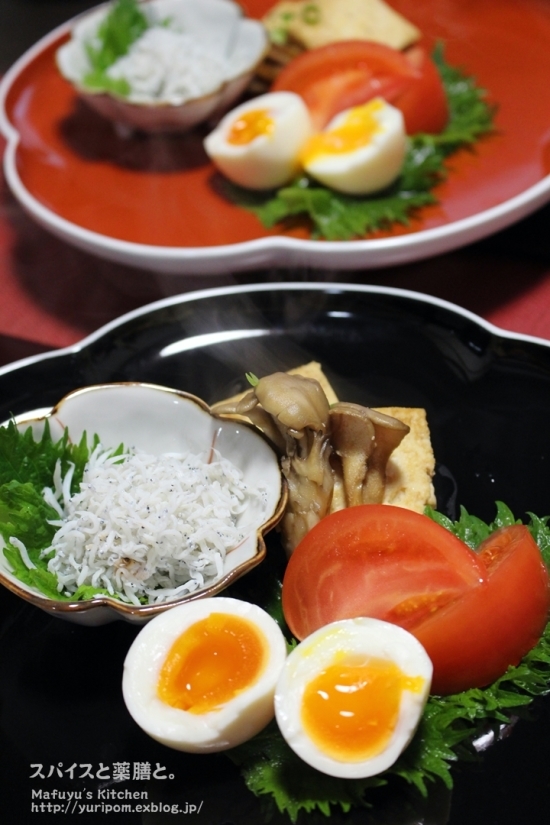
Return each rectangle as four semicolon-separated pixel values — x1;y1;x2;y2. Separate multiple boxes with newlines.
301;98;406;195
274;617;433;779
122;596;287;753
203;91;313;189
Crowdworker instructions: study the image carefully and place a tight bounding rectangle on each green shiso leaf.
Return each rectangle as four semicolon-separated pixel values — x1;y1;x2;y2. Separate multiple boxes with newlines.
0;420;121;602
227;505;550;822
219;44;496;240
228;720;384;823
430;42;496;147
82;0;149;96
0;419;90;493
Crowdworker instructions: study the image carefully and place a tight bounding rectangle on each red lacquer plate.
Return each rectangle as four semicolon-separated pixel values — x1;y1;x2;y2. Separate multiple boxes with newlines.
2;0;550;275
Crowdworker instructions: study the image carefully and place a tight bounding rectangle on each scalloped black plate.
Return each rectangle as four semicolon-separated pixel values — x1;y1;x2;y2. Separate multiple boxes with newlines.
1;283;550;825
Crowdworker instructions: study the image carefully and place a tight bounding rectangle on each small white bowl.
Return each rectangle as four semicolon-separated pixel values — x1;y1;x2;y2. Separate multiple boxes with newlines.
0;382;286;625
56;0;269;134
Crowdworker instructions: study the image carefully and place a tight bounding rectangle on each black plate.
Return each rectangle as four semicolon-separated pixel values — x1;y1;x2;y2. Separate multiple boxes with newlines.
1;283;550;825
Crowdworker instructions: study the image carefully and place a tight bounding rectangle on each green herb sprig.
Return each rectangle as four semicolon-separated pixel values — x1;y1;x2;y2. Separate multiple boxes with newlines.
220;45;496;240
82;0;149;96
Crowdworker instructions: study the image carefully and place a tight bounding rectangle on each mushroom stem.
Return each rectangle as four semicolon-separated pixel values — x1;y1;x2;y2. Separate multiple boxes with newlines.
329;403;376;507
330;402;410;507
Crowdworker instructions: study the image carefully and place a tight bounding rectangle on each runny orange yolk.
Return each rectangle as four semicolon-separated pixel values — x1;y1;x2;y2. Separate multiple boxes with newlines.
300;654;424;762
157;613;267;714
300;99;384;165
227;109;275;145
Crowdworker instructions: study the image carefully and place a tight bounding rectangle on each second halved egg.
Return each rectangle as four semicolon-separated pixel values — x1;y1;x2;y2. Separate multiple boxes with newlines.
300;98;407;195
274;617;432;778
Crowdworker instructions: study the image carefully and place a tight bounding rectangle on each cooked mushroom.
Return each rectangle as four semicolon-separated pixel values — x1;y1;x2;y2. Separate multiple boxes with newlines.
214;371;411;555
329;403;376;508
254;372;331;434
215;373;335;553
215;385;288;453
330;403;410;507
252;373;335;554
360;407;411;504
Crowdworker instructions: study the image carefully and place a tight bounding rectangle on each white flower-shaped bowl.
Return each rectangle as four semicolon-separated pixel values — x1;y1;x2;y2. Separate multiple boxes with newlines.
0;382;286;625
56;0;269;134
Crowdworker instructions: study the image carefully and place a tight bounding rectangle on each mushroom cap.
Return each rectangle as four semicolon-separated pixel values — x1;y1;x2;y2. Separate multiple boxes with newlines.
255;373;330;434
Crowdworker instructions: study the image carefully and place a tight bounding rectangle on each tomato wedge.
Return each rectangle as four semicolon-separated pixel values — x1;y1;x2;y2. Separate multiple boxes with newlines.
271;41;449;134
413;525;550;694
282;505;486;641
282;508;550;695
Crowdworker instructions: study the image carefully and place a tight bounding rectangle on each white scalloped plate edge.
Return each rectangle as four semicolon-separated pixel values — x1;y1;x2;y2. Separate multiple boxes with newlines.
3;7;550;274
1;283;549;382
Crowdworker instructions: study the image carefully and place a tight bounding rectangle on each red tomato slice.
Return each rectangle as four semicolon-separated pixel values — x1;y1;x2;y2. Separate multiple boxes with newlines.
282;509;550;696
271;41;448;134
282;505;486;641
390;45;449;136
412;525;550;695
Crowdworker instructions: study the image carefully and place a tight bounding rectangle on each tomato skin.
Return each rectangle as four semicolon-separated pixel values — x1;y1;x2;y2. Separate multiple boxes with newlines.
412;525;550;695
391;46;449;136
282;505;486;642
271;41;448;134
282;510;550;697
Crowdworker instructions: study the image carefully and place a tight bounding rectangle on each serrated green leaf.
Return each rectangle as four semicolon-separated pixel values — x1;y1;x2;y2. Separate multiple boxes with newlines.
228;720;382;823
0;422;124;602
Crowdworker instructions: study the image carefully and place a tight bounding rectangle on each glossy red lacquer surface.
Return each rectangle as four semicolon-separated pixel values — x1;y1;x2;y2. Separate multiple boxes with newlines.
5;0;550;248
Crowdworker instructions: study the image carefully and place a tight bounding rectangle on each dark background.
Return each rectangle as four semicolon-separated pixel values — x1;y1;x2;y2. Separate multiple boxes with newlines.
0;0;97;73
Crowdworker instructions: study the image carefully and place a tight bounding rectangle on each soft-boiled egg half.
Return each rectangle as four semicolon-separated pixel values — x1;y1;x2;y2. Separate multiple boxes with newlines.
300;98;407;195
203;91;313;190
204;92;406;196
274;617;432;779
122;597;287;752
